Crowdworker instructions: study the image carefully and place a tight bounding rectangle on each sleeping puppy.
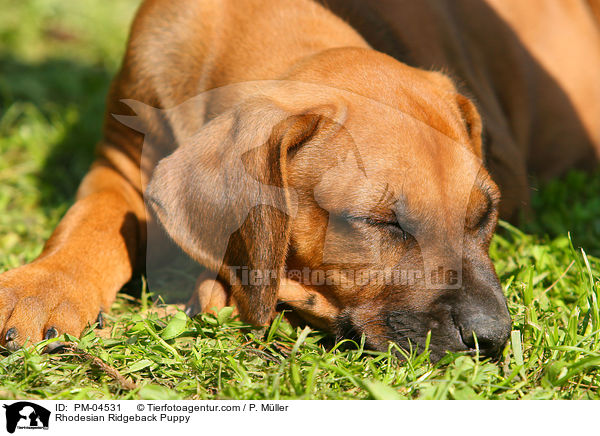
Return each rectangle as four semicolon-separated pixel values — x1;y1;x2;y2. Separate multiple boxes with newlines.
1;0;598;361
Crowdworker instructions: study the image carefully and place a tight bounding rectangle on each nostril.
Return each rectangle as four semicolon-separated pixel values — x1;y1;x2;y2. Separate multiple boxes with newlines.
460;329;495;351
458;313;511;356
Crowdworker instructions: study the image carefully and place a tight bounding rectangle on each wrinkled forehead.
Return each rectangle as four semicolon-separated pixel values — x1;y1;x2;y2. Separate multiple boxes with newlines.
319;99;484;238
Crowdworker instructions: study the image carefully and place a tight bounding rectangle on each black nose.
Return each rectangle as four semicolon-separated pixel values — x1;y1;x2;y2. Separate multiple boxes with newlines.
457;311;511;357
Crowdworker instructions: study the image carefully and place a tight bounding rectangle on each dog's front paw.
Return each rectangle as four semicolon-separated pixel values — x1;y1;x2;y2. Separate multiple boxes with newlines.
0;263;103;351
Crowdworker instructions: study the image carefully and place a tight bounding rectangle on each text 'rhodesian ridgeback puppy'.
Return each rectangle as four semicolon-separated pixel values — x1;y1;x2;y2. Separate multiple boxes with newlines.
1;0;599;361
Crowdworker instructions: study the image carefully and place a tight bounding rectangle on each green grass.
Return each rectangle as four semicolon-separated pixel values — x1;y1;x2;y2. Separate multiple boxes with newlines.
1;0;600;400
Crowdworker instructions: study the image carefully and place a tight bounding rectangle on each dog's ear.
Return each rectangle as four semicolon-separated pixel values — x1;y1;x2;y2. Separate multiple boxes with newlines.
456;94;483;159
145;99;333;324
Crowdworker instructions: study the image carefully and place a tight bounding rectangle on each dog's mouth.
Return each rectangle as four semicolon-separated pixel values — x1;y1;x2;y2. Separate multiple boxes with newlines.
383;309;468;361
328;305;508;362
276;273;511;361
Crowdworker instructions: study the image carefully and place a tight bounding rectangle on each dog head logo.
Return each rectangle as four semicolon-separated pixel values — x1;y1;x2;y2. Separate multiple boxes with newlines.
3;402;50;433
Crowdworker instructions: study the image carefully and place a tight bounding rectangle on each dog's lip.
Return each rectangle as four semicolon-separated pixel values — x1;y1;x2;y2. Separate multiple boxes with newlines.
332;310;364;343
380;308;472;358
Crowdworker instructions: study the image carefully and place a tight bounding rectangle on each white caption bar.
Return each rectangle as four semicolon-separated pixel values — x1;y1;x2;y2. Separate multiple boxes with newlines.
0;400;594;435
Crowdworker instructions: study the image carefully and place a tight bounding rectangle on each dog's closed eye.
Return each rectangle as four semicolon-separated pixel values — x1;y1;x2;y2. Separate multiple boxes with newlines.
345;214;410;241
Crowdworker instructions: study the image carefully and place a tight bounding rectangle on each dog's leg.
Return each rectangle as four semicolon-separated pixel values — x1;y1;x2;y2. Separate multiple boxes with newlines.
0;149;146;350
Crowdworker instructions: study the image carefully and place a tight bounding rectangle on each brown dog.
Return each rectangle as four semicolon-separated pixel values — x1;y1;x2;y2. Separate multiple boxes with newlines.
0;0;598;361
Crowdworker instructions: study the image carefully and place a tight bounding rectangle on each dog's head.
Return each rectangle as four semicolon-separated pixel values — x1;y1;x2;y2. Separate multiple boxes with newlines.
144;48;511;361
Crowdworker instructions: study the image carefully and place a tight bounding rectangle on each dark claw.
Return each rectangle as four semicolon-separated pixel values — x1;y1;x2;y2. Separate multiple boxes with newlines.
184;302;201;318
96;311;104;329
44;327;58;340
5;327;17;342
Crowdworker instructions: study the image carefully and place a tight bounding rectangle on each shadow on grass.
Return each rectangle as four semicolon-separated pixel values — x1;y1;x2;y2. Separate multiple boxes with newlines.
524;170;600;256
0;54;113;210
